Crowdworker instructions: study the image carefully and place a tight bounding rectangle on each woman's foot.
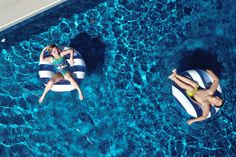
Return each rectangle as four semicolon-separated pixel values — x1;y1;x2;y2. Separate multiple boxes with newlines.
168;69;177;80
39;95;45;104
172;69;177;75
78;92;84;100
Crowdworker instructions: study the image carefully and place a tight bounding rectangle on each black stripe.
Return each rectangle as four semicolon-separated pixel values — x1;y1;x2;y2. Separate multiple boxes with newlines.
64;53;82;59
213;90;222;98
209;106;216;115
39;64;55;71
39;64;85;73
181;71;193;80
69;66;86;73
43;51;51;57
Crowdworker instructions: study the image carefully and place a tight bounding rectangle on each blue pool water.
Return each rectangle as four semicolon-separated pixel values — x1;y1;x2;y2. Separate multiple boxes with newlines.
0;0;236;156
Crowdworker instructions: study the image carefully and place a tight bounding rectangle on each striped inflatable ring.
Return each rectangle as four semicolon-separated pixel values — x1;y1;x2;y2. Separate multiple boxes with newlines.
172;69;222;118
39;46;86;92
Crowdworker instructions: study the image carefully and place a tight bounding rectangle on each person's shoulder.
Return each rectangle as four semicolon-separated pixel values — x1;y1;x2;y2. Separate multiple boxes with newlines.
205;88;214;95
202;102;210;111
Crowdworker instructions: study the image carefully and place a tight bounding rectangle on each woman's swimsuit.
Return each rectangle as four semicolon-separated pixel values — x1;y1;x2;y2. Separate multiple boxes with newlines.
52;56;69;77
186;85;199;97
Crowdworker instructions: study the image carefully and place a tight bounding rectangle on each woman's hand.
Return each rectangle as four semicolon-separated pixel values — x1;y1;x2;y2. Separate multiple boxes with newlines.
187;119;194;125
41;46;49;55
43;46;49;52
40;46;52;62
206;69;219;81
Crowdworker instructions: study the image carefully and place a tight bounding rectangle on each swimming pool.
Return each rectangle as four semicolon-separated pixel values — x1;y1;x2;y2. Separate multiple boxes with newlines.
0;0;236;156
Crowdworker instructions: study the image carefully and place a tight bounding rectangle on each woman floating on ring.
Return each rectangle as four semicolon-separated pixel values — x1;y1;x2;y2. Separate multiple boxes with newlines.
169;69;223;125
39;44;84;103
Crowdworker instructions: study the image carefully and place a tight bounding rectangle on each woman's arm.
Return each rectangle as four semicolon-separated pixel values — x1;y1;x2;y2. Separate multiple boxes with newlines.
61;49;74;66
187;116;207;125
40;46;52;62
206;69;219;94
187;105;210;125
206;69;219;81
39;47;47;61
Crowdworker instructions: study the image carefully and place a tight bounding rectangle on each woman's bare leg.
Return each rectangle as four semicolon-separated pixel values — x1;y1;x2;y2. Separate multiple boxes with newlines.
64;73;84;100
175;74;198;88
170;69;198;88
169;70;194;91
39;73;63;103
170;76;194;91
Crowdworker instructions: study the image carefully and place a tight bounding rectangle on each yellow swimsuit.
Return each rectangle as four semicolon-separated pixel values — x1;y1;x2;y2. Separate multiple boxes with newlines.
186;85;199;97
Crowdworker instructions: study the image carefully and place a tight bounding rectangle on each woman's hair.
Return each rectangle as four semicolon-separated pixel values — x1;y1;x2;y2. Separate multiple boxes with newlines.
215;101;224;108
47;44;57;52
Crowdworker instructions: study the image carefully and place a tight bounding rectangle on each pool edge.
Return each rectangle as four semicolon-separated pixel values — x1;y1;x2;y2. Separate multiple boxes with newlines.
0;0;67;32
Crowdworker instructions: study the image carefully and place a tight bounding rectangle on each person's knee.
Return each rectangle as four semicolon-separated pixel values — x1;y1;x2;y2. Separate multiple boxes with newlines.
64;74;71;80
66;77;73;82
49;79;56;84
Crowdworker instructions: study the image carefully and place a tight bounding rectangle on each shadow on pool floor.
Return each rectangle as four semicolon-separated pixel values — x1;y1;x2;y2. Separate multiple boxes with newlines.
70;32;106;75
177;48;223;78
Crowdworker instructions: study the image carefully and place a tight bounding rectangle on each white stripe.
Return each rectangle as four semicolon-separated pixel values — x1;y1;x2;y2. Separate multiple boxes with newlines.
39;60;52;65
63;47;72;51
207;111;211;118
66;58;85;67
187;70;206;89
215;107;220;112
172;86;198;118
39;71;55;78
50;85;75;92
39;71;85;79
73;71;85;79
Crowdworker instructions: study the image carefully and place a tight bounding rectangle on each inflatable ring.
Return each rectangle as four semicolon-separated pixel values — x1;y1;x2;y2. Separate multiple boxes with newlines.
39;46;86;92
172;69;223;118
